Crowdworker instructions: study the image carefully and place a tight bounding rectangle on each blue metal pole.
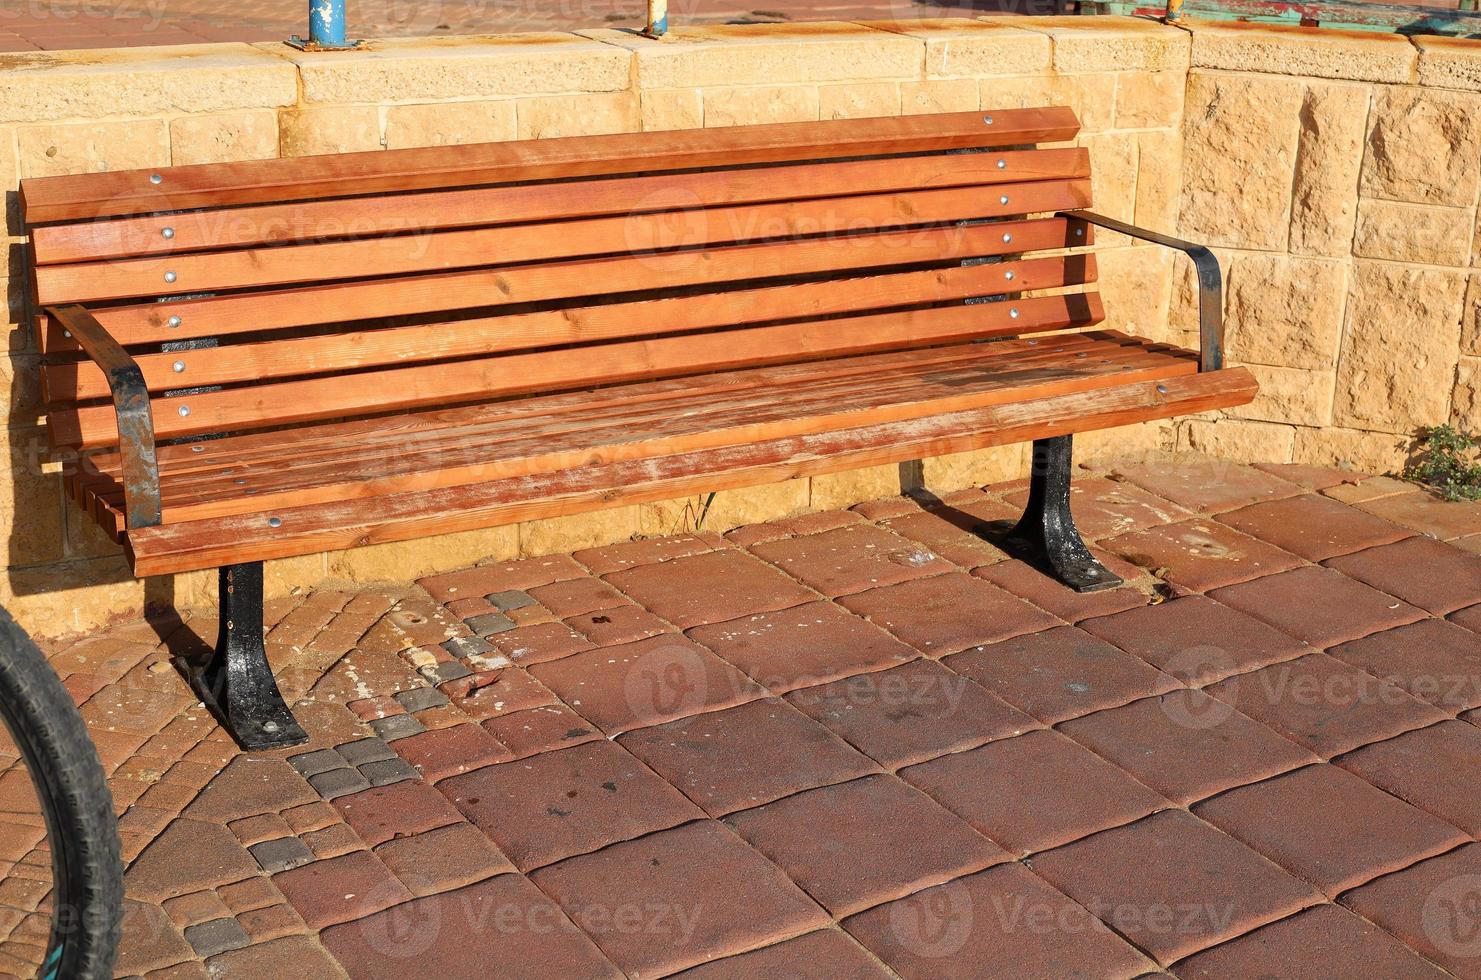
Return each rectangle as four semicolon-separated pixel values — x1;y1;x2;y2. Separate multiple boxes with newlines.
309;0;347;47
644;0;668;36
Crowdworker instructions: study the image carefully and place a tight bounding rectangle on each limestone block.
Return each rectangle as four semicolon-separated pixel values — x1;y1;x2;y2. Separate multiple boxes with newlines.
1115;70;1184;130
0;128;16;198
585;23;923;89
520;506;642;557
327;526;519;582
63;496;124;562
0;556;142;642
1334;261;1466;433
1179;418;1296;463
1077;420;1174;464
979;75;1113;135
1095;245;1173;337
2;351;42;429
1134;129;1183;231
1361;86;1481;207
384;101;517;149
1353;200;1473;268
1187;19;1416;83
270;34;630;104
1464;275;1481;356
862;19;1050;78
1178;72;1302;251
1231;364;1336;427
0;45;297;124
516;93;641;139
1018;16;1191;74
170;110;279;166
819;82;900;120
900;79;978;115
639;480;809;537
278;106;382;157
1225;253;1348;370
17;120;169;179
922;445;1028;493
641;90;704;131
1288;82;1368;258
1455;356;1481;432
703;86;819;128
1292;425;1409;475
2;435;63;567
1082;131;1138;228
810;464;904;512
1414;35;1481;91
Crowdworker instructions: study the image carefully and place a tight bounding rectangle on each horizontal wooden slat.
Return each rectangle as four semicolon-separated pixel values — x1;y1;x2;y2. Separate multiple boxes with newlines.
51;291;1105;449
42;216;1093;353
35;178;1092;306
31;148;1091;265
21;108;1080;225
122;367;1258;576
48;254;1097;401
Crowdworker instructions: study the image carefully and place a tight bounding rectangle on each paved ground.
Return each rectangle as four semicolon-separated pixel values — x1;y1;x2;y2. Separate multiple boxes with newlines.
0;0;1036;52
8;452;1481;978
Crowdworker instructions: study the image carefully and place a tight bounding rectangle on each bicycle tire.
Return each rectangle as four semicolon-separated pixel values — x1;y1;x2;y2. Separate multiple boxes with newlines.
0;604;121;980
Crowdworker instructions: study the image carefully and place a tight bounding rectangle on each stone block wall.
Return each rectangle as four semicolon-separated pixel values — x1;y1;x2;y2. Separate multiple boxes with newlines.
0;15;1469;638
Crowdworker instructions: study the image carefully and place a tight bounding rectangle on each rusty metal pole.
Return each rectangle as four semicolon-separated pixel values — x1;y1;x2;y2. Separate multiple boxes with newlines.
288;0;362;50
1165;0;1185;22
644;0;669;37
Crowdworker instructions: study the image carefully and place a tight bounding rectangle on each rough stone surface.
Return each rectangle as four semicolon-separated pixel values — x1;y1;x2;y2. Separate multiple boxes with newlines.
1020;16;1191;73
1361;86;1481;207
1226;254;1348;370
1354;199;1474;267
1289;82;1370;257
383;100;516;149
1189;20;1417;83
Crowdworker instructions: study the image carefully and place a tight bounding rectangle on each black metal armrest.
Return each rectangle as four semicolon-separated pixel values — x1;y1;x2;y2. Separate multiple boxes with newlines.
1057;210;1224;372
48;305;161;529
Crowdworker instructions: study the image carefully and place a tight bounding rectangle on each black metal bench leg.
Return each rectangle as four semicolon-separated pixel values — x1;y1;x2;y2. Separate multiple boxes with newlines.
1008;435;1123;594
196;562;308;751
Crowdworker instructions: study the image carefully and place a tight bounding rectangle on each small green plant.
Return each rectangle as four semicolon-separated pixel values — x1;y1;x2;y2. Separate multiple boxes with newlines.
1407;424;1481;502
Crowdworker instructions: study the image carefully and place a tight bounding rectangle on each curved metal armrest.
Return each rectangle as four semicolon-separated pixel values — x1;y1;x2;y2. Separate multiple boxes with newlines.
47;305;161;529
1057;210;1224;372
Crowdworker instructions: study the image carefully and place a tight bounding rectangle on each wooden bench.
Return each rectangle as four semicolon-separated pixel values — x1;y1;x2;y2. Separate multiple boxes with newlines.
20;107;1255;750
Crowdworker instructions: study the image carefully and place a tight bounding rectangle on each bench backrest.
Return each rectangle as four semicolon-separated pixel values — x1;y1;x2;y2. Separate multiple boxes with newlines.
23;107;1099;455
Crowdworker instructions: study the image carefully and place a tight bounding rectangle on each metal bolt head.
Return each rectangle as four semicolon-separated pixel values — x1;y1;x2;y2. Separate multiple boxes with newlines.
163;271;177;284
167;315;182;328
267;517;282;528
161;227;175;240
62;330;71;339
999;195;1009;206
983;114;994;125
1004;271;1015;281
1009;308;1020;319
177;405;190;417
1156;384;1169;394
1002;233;1013;244
1074;228;1084;237
172;360;185;373
191;445;205;453
149;174;162;185
996;159;1007;169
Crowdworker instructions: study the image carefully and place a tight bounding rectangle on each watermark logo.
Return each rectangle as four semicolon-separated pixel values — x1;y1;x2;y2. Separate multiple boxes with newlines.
623;639;711;721
1424;874;1481;959
889;879;974;959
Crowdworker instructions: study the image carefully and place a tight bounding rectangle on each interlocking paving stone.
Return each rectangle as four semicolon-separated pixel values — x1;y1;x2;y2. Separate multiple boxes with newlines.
248;837;315;874
1086;595;1310;686
530;821;829;977
422;660;473;684
126;818;262;903
972;554;1149;623
529;634;766;735
481;704;599;760
749;523;953;596
1328;618;1481;711
1354;489;1481;541
687;600;916;694
440;636;493;660
1100;518;1304;592
273;851;412;930
785;659;1038;768
1175;903;1450;979
373;823;514;897
1194;763;1468;895
1337;721;1481;837
391;723;510;782
320;874;620;980
838;572;1059;656
368;714;426;742
526;578;629;618
564;604;671;646
331;780;463;848
605;549;816;629
900;729;1166;856
1059;690;1317;805
1204;652;1448;757
1220;493;1414;561
419;557;583;603
999;475;1193;539
392;688;449;713
668;928;892;979
286;748;347;779
485;589;537;612
357;757;421;787
944;625;1179;725
183;916;251;958
1112;456;1302;513
1340;843;1481;978
843;862;1155;980
1212;565;1429;650
1028;809;1323;965
466;612;518;636
204;935;348;978
1325;536;1481;615
440;739;702;870
574;532;722;576
618;698;879;817
306;768;371;801
725;774;1007;916
878;505;1014;569
487;621;594;664
1453;602;1481;635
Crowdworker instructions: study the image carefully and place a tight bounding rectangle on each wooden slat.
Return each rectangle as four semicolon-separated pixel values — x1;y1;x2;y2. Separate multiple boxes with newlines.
122;368;1258;577
35;178;1092;306
21;108;1081;225
41;216;1093;353
52;290;1105;450
47;254;1097;401
31;148;1091;265
101;336;1155;526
